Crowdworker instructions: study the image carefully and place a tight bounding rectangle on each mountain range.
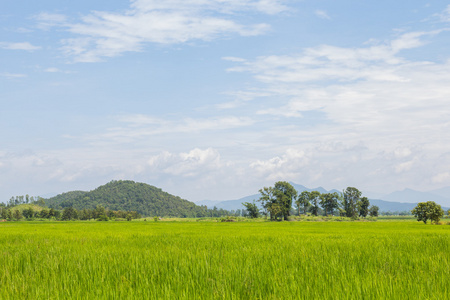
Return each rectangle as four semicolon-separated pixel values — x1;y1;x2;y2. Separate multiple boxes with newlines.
195;183;450;212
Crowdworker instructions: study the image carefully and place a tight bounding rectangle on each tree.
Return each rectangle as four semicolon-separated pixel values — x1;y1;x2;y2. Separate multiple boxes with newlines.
296;191;311;215
6;209;13;221
258;187;275;218
62;207;78;221
411;201;444;224
273;181;297;221
13;209;22;221
320;192;339;216
309;191;321;216
39;209;49;219
242;201;260;218
368;206;379;217
358;197;370;218
342;187;361;218
267;203;283;221
22;207;34;219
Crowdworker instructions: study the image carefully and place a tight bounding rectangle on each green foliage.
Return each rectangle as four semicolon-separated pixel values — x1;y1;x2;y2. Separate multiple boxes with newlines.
296;190;312;215
342;187;361;218
273;181;297;221
369;205;379;217
309;191;321;216
319;192;339;216
97;214;109;222
61;207;78;221
257;186;275;218
411;201;444;224
358;197;370;217
242;201;259;218
22;207;35;219
13;209;22;221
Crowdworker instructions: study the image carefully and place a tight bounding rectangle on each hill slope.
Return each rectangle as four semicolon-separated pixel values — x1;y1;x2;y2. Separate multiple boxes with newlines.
44;180;206;217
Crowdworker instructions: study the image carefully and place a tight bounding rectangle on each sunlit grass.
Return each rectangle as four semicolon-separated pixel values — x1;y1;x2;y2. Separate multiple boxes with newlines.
0;221;449;299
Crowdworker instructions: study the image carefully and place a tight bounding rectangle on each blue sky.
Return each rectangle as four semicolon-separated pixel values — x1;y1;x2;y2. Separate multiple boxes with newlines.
1;0;450;202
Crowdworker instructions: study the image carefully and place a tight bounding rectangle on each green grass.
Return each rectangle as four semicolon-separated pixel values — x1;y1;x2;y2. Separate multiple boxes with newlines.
0;221;449;299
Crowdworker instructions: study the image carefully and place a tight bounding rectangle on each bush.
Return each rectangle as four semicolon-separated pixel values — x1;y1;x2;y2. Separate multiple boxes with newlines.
97;215;109;221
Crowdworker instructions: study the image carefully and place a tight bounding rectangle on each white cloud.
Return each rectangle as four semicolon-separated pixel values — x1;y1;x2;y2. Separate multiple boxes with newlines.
432;172;450;183
44;67;60;73
221;28;450;191
0;42;41;51
250;148;309;180
147;148;223;177
92;115;255;143
436;5;450;22
0;72;27;78
39;0;286;62
34;12;68;30
315;10;331;20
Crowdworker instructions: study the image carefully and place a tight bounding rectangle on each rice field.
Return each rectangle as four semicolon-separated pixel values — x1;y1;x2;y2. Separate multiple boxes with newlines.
0;220;449;299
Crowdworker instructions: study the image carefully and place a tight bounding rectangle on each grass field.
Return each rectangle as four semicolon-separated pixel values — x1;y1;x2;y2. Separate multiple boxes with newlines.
1;220;449;299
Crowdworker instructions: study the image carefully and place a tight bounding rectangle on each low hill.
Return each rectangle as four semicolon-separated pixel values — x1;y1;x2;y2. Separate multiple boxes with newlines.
44;180;206;217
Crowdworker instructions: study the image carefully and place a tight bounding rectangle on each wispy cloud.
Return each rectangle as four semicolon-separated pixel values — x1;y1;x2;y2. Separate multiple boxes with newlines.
38;0;287;62
0;72;27;78
0;42;41;51
34;12;68;30
73;115;255;144
315;10;331;20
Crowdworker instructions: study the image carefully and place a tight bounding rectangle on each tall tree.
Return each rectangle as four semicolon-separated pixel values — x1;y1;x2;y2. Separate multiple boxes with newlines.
320;192;339;216
358;197;370;218
309;191;321;216
273;181;297;221
342;187;361;218
296;191;311;215
258;187;275;218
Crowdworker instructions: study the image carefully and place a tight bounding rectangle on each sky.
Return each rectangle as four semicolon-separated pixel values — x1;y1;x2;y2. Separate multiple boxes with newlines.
1;0;450;202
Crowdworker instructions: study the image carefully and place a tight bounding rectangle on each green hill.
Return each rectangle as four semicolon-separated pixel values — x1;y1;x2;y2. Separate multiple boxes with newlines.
44;180;206;217
45;191;88;209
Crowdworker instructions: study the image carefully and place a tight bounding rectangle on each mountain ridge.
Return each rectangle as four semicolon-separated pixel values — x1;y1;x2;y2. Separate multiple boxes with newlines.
196;183;450;212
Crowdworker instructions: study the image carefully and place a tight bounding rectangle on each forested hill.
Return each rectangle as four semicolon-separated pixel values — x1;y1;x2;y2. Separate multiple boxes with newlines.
44;180;205;217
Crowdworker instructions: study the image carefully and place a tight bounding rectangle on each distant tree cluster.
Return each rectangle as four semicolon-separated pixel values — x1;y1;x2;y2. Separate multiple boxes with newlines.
248;182;379;221
5;195;46;208
0;204;140;222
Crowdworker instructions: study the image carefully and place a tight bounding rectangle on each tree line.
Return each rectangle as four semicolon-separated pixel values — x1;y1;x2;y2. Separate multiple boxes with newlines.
243;182;379;220
0;204;141;221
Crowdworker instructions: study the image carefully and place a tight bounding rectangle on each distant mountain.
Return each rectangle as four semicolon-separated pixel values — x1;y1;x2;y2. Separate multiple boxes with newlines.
429;186;450;200
199;183;450;212
44;180;208;217
197;194;260;211
200;184;342;212
380;188;450;207
368;199;419;212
